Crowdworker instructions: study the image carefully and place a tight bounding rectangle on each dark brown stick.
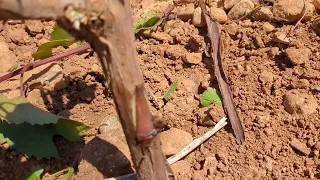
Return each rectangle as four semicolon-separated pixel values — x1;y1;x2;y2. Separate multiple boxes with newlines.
199;0;245;144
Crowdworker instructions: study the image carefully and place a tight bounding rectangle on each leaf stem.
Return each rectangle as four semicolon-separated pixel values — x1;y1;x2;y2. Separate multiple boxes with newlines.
0;44;91;83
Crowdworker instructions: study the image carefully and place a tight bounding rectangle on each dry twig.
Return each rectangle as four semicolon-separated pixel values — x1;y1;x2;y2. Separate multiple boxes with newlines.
199;0;245;144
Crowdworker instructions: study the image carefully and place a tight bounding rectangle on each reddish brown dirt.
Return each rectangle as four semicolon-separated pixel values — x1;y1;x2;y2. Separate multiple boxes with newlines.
0;1;320;180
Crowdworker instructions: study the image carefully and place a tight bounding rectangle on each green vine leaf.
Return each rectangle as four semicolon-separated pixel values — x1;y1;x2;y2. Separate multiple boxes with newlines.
0;96;88;158
134;13;162;34
25;167;44;180
163;81;178;102
32;25;75;60
200;88;223;107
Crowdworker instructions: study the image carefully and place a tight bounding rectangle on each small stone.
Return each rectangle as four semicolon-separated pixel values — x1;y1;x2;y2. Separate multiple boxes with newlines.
272;32;291;44
224;22;238;36
20;156;27;163
192;7;206;28
160;128;193;156
272;0;305;22
252;7;273;21
99;115;122;134
224;0;241;10
7;28;30;45
25;20;43;34
210;7;228;23
254;36;265;48
285;47;311;66
173;0;195;5
290;138;310;155
259;70;274;83
176;4;195;21
182;52;202;64
263;22;276;33
283;90;318;115
264;128;273;136
228;0;255;20
1;142;10;150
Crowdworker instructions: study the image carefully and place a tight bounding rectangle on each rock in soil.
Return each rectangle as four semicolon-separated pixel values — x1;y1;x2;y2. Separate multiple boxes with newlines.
224;0;241;10
193;7;206;28
252;6;273;21
311;17;320;35
272;0;306;22
228;0;254;20
283;90;318;115
160;128;193;156
285;47;311;66
290;138;311;155
176;4;195;22
99;115;122;134
210;7;228;23
76;131;133;179
182;52;202;64
263;22;276;33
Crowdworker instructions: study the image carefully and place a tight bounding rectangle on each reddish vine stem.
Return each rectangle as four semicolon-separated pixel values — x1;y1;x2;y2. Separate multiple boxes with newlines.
0;44;91;83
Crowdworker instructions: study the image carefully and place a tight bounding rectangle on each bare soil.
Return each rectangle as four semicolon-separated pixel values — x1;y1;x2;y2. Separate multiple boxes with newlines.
0;0;320;180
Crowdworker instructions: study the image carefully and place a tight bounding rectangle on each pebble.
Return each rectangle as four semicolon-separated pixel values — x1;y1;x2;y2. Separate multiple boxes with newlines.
263;22;276;33
25;20;43;35
20;156;27;163
283;90;318;115
272;0;306;22
228;0;255;20
224;0;241;10
252;7;273;21
99;115;122;134
176;4;195;22
192;7;206;28
210;7;228;23
182;52;202;64
160;128;193;156
272;32;291;44
290;138;310;155
285;47;311;66
1;142;10;150
224;22;238;36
